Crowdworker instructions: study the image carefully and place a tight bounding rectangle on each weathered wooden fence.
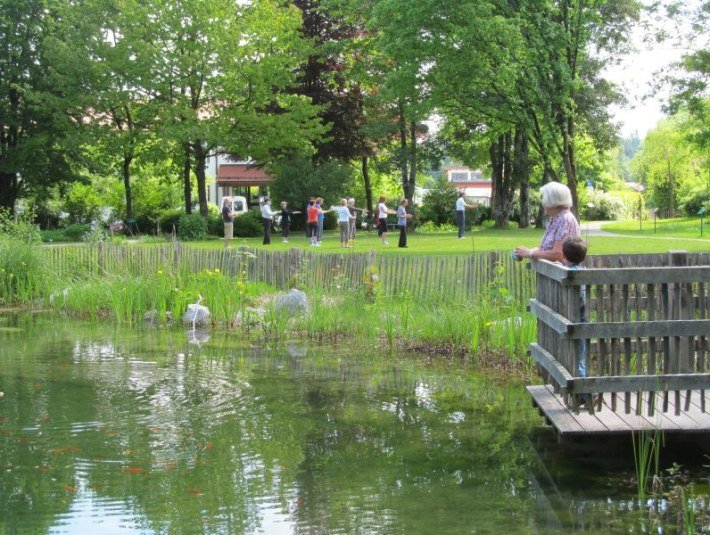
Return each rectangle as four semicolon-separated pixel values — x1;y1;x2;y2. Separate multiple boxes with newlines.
41;243;536;302
529;250;710;418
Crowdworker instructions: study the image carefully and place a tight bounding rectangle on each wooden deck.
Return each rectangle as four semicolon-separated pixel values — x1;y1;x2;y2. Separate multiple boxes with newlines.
528;385;710;436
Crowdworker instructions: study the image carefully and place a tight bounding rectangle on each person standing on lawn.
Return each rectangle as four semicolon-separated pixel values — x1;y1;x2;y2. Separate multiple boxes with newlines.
222;197;235;249
279;201;301;243
455;191;477;239
397;198;414;248
261;198;275;245
377;196;397;246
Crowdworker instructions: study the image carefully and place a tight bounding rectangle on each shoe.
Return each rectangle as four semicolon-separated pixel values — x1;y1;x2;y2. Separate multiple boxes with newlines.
383;241;389;245
282;239;288;243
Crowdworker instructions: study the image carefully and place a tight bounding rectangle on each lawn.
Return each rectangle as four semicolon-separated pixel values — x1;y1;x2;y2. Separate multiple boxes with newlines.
172;221;710;256
600;216;709;238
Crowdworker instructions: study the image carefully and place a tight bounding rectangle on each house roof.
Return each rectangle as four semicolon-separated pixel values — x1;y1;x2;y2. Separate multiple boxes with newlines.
216;164;272;186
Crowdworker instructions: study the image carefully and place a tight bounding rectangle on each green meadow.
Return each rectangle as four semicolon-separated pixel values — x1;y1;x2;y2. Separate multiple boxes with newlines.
160;221;710;256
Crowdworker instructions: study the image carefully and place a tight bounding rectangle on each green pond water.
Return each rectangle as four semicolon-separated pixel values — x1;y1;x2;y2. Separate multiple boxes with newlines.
0;314;708;534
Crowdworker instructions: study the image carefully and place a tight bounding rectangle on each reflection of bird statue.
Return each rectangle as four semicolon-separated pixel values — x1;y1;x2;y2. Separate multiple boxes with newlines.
192;294;203;332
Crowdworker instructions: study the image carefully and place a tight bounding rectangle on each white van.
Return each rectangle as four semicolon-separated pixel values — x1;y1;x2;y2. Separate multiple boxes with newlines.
226;196;249;217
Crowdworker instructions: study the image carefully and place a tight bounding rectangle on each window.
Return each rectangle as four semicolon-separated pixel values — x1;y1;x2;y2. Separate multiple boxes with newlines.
451;172;469;181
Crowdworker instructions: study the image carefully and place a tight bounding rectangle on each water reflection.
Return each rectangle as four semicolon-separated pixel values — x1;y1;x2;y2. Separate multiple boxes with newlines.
0;315;707;534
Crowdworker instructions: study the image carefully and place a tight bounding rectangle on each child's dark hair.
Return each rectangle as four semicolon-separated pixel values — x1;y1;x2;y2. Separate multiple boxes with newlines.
562;236;587;265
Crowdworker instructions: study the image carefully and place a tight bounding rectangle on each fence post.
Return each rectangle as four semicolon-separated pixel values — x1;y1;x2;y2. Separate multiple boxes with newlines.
97;241;104;275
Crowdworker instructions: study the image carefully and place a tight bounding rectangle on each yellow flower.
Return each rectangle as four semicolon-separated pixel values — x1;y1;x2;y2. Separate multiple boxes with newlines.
157;270;163;276
214;268;220;273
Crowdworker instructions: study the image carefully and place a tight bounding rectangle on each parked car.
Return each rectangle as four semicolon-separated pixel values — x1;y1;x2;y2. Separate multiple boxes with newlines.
226;196;249;217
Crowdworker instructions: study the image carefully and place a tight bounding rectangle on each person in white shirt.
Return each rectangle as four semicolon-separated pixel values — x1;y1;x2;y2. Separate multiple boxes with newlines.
334;198;352;247
261;199;275;245
455;191;477;239
377;196;398;245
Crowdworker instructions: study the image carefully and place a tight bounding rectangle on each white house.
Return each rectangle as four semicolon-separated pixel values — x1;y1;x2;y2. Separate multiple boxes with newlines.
205;153;272;209
444;167;492;206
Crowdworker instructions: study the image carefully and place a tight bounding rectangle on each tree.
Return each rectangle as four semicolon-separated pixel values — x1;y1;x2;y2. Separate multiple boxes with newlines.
0;0;79;213
292;0;369;163
131;0;325;216
631;114;705;216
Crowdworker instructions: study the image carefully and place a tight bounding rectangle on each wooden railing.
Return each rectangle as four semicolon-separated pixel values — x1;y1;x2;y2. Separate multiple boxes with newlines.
529;251;710;416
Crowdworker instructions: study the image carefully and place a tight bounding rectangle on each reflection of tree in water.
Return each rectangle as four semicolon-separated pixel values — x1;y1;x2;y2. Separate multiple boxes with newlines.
287;364;541;534
6;319;698;533
0;320;313;533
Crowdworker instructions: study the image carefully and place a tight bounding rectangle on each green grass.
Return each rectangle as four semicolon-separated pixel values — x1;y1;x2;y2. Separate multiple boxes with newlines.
159;221;710;255
601;217;709;239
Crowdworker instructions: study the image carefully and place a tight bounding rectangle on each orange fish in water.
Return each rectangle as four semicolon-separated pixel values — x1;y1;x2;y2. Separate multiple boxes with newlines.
63;486;76;492
121;466;145;474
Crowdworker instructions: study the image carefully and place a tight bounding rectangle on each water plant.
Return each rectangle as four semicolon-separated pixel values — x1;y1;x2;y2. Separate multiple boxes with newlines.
631;427;662;506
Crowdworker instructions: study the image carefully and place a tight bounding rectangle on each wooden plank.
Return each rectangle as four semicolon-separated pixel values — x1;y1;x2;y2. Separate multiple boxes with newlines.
572;373;710;393
529;300;572;334
529;344;574;390
560;266;710;286
527;385;585;434
529;386;710;435
567;319;710;339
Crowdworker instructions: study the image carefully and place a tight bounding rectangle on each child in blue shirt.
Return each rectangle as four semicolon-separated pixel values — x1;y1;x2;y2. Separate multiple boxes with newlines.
562;236;590;405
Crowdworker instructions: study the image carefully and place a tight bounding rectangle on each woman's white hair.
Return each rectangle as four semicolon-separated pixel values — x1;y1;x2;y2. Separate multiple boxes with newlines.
540;181;573;208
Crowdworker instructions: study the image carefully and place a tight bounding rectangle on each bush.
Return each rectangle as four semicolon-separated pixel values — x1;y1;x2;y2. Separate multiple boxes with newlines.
62;223;91;241
40;229;68;243
159;209;184;235
679;186;710;216
0;209;42;243
178;213;207;241
206;203;223;237
417;221;457;233
419;176;459;226
233;209;263;237
579;190;626;221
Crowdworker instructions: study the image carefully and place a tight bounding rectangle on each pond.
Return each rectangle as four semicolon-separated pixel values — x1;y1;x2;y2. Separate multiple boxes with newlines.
0;314;708;534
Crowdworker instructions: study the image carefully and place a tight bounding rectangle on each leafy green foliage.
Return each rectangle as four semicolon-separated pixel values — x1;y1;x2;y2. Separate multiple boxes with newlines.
233;210;264;238
270;157;356;216
631;114;707;216
418;177;459;226
178;214;207;241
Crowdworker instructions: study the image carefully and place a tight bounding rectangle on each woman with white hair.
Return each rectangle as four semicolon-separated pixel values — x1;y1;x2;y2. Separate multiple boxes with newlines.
514;181;580;263
346;198;366;246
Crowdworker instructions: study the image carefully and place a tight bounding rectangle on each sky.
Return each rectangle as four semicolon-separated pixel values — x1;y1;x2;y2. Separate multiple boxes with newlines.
604;0;707;140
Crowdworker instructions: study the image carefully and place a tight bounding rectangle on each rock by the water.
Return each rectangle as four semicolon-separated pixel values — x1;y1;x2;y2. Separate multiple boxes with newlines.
232;306;265;328
182;304;211;327
274;289;309;317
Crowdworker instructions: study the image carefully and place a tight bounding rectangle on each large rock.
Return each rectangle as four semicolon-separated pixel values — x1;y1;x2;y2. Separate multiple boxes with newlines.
182;304;211;327
274;289;309;317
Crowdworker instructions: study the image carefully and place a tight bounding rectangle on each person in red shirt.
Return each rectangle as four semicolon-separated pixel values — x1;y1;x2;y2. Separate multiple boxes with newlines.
306;198;323;246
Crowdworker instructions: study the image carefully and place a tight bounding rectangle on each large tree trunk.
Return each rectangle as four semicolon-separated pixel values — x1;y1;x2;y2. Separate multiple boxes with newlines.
183;144;192;214
123;153;133;219
194;142;208;217
490;133;517;228
490;137;506;228
513;128;530;228
362;156;373;216
404;120;416;204
398;104;409;201
561;115;579;217
0;171;19;214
